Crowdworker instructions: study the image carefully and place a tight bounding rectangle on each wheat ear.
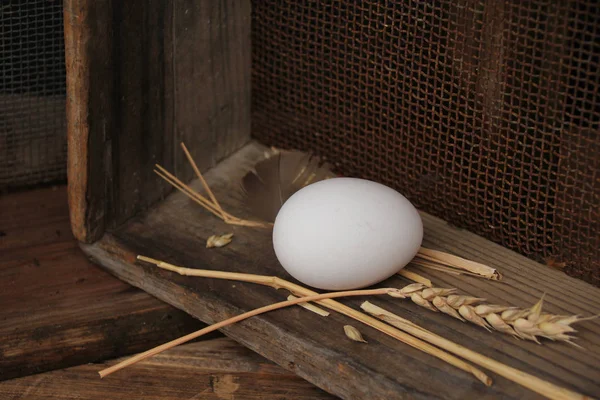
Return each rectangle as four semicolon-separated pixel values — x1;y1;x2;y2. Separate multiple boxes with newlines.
135;256;595;399
361;302;589;400
404;286;597;346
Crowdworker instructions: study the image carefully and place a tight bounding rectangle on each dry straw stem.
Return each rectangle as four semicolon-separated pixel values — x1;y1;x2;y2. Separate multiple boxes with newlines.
180;143;226;220
154;144;271;229
416;247;502;280
99;286;396;378
361;302;588;400
409;260;488;279
154;164;268;228
397;268;432;287
130;257;591;399
288;294;330;316
411;260;462;275
402;286;596;346
135;255;491;386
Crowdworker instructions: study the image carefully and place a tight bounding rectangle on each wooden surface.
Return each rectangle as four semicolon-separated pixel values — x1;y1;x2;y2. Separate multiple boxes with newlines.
64;0;251;243
82;142;600;400
0;186;205;381
64;0;115;243
0;338;336;400
109;0;175;230
172;0;252;182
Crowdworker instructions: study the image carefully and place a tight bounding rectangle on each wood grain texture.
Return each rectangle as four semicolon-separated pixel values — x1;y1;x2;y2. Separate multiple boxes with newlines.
80;142;600;400
0;186;205;381
64;0;251;241
0;338;336;400
109;0;175;229
64;0;115;243
172;0;252;182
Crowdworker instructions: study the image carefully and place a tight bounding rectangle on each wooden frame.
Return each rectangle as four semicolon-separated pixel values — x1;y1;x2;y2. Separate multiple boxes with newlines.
64;2;600;399
65;0;251;242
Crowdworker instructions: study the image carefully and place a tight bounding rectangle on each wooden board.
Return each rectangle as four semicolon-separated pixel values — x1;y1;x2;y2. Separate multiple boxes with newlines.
64;0;115;243
0;186;205;381
80;142;600;400
172;0;252;181
64;0;251;243
0;338;336;400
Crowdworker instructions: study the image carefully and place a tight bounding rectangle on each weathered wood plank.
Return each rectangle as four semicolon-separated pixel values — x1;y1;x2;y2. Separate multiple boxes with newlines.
0;186;205;381
0;338;336;400
80;142;600;400
109;0;175;229
172;0;252;181
64;0;115;243
0;186;71;253
64;0;251;241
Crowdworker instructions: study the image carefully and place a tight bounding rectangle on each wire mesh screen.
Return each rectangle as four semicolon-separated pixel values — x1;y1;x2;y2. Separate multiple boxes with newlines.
0;0;67;191
250;1;600;285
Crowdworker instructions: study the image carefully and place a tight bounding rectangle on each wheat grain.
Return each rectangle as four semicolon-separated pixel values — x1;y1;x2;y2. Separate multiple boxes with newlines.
206;233;234;248
403;285;595;345
344;325;368;343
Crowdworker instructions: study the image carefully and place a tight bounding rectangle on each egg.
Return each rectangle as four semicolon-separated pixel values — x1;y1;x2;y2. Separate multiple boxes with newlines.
272;177;423;290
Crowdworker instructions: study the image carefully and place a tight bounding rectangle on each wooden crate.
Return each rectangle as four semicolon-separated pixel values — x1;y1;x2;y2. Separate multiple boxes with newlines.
64;2;600;399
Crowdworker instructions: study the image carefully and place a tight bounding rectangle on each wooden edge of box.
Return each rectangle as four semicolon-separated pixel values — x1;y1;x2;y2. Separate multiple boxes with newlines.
64;0;98;243
75;142;600;400
63;0;253;244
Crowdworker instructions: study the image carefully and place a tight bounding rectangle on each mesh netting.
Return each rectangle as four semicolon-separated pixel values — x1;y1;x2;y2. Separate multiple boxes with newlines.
0;1;66;191
250;1;600;285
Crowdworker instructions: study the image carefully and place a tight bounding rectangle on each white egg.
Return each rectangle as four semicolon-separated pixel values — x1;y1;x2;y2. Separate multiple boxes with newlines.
272;177;423;290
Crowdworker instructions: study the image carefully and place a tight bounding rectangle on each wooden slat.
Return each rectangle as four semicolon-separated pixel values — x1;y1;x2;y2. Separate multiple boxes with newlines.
64;0;115;243
0;338;336;400
64;0;252;242
80;142;600;400
109;0;175;229
0;186;204;381
0;186;71;253
172;0;252;181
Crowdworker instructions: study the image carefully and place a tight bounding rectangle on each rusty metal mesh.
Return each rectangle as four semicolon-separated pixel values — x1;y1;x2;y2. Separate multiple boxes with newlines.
250;1;600;285
0;1;67;191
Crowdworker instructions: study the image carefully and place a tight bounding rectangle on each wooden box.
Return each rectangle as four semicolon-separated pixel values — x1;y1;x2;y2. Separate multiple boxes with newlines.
64;1;599;399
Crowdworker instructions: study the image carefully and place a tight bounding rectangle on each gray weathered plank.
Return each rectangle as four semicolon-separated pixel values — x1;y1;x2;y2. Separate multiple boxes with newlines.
172;0;252;181
81;142;600;400
109;0;176;229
